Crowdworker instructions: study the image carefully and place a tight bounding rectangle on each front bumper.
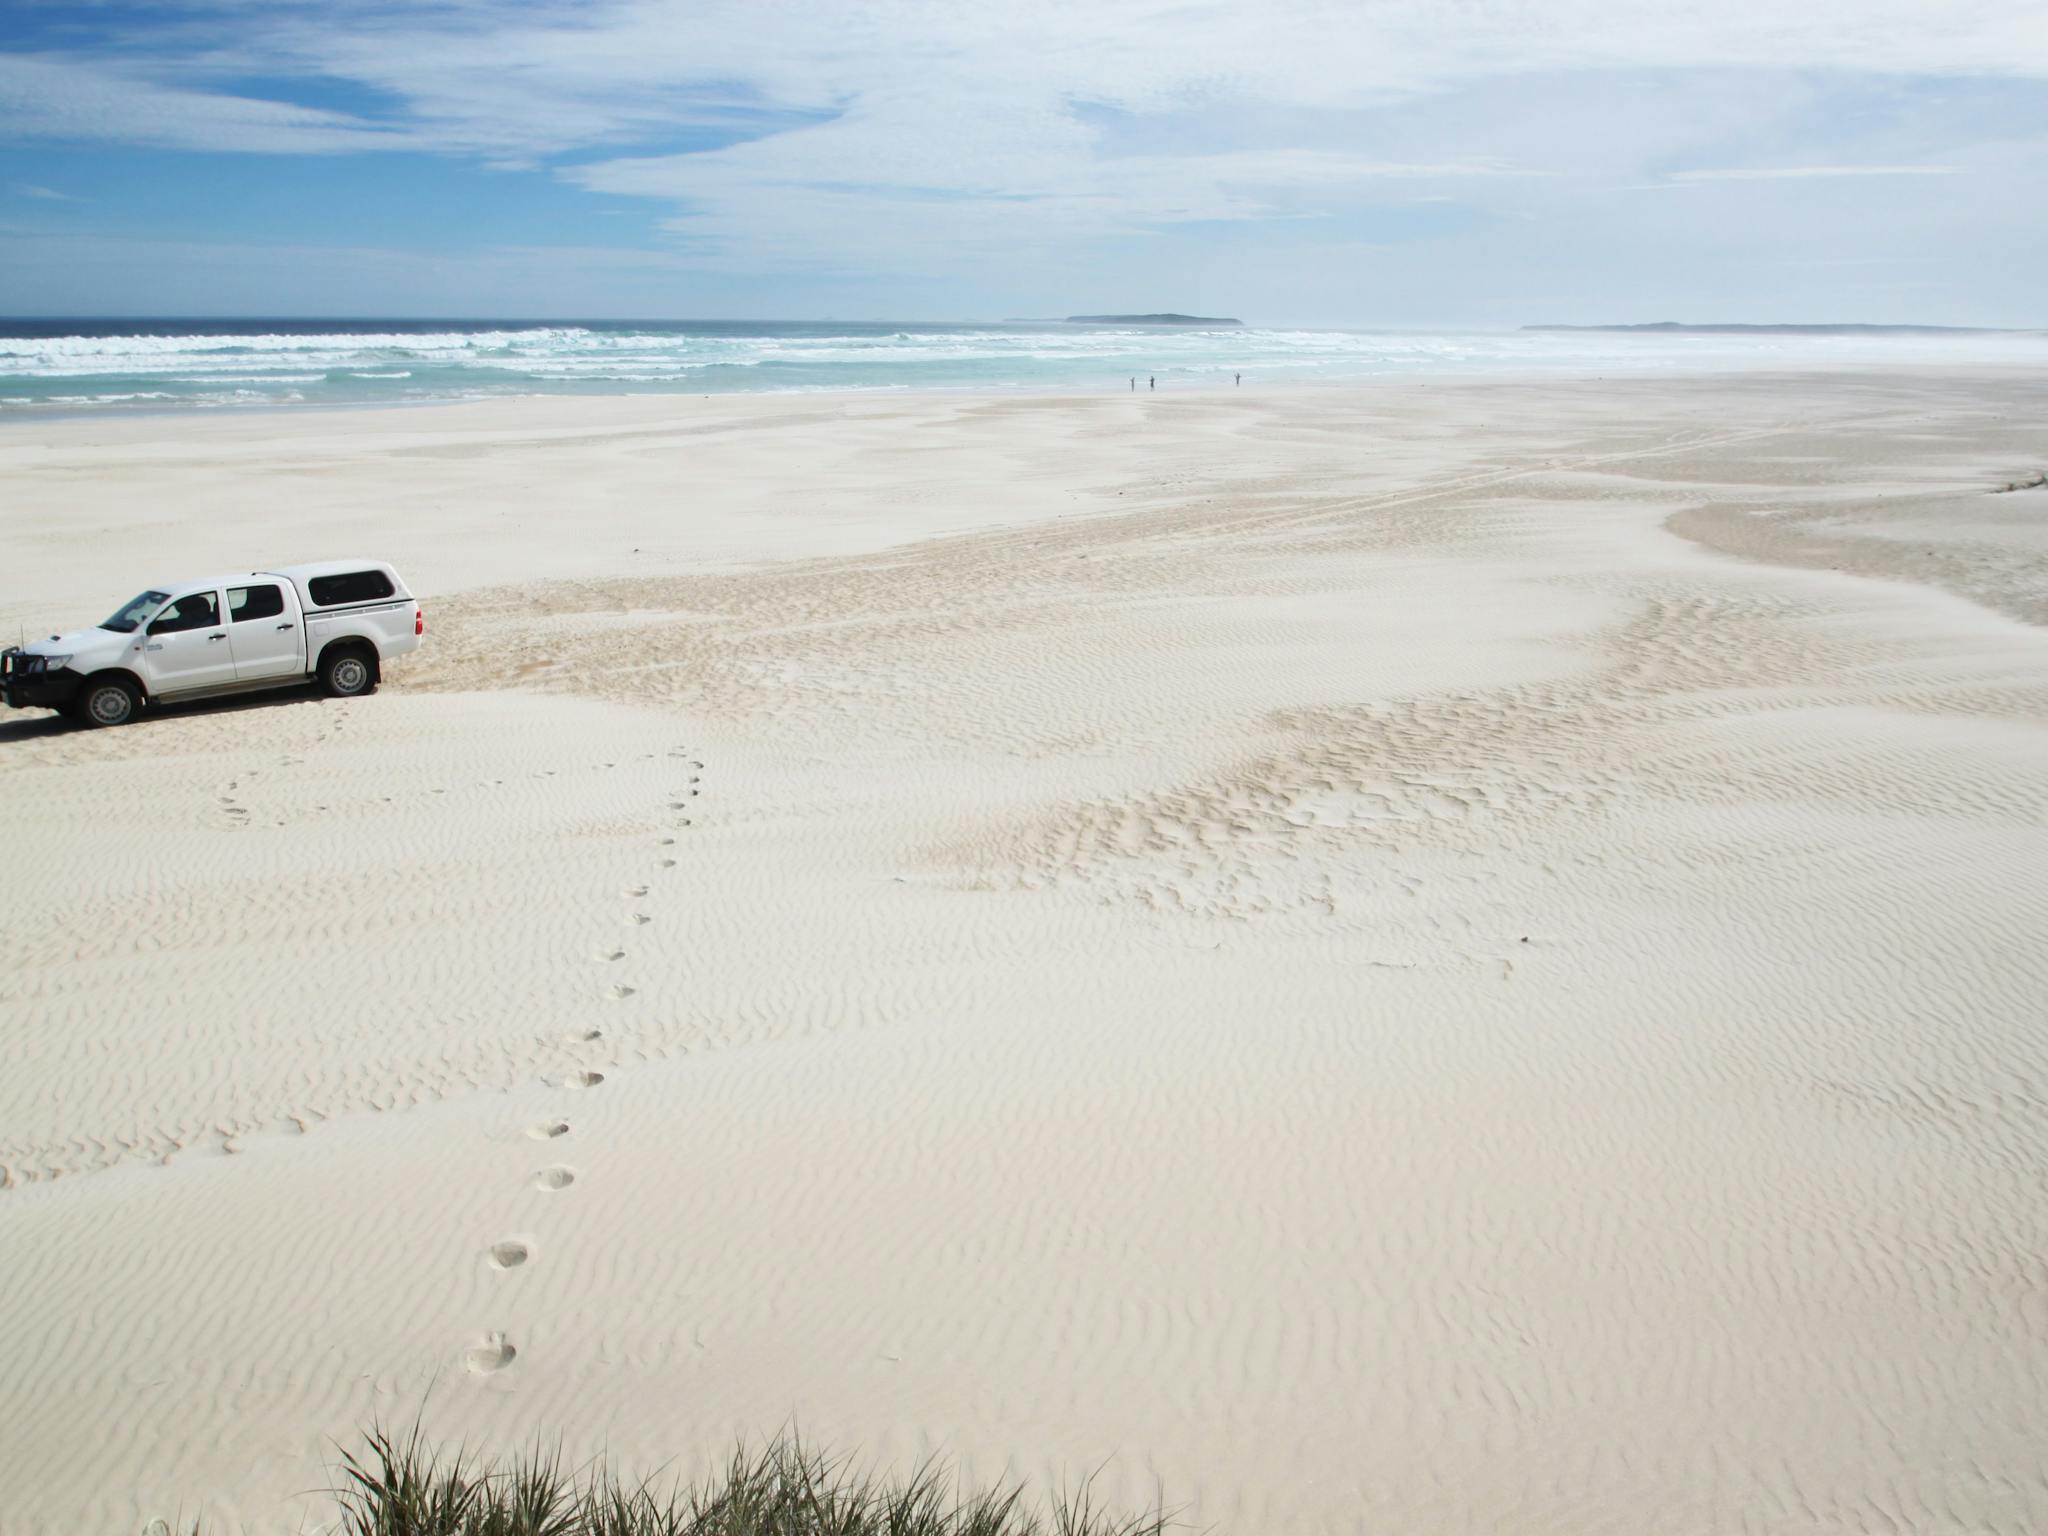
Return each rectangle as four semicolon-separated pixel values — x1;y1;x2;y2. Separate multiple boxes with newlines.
1;651;83;711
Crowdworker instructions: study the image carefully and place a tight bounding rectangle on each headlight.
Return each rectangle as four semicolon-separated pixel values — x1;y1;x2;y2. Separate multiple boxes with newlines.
36;655;72;671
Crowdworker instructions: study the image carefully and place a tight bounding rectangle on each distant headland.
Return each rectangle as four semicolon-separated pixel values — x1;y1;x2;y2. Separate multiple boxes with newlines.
1065;313;1243;326
1524;321;2021;336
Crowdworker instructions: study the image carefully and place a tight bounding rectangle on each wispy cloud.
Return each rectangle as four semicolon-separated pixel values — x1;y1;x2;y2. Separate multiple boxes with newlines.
9;181;80;201
0;53;400;154
10;5;2048;167
1;1;2045;315
1671;164;1961;180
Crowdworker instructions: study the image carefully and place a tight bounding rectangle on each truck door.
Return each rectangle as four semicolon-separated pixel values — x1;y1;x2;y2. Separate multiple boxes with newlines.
225;582;303;680
140;589;236;694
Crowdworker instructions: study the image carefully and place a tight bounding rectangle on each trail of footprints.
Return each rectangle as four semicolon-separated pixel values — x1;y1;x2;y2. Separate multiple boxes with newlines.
216;756;302;828
467;746;704;1376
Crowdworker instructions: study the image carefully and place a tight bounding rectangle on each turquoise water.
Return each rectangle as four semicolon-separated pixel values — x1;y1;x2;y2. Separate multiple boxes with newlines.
4;319;2044;413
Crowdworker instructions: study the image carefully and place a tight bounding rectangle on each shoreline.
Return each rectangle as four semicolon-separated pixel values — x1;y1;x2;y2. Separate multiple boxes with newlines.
9;353;2048;423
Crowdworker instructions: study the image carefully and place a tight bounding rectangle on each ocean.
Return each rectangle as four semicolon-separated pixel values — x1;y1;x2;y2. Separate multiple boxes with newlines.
3;318;2044;413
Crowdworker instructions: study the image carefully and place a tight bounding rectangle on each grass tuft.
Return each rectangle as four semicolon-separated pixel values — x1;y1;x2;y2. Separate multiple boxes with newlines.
321;1421;1175;1536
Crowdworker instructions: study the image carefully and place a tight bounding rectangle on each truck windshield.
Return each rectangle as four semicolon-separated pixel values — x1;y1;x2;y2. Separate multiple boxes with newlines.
100;591;170;634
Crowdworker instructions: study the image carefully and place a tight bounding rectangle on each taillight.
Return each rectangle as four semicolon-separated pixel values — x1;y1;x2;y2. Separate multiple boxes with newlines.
416;606;425;636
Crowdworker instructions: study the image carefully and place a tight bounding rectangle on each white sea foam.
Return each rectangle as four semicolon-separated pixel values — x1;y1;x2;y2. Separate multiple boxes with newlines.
0;327;592;360
3;322;2045;411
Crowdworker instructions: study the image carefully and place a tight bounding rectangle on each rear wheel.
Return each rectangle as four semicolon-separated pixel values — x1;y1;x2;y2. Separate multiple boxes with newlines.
79;676;140;728
320;646;376;698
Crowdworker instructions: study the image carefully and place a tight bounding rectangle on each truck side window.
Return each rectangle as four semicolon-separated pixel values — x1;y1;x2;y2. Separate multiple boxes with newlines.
149;592;221;633
229;585;287;623
307;570;396;607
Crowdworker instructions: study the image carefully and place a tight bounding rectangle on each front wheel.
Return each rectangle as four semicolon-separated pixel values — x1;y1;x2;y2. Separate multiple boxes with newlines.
320;647;376;698
79;676;140;728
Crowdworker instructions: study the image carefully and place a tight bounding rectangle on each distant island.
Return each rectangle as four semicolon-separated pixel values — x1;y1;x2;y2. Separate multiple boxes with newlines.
1524;321;2020;336
1065;313;1242;326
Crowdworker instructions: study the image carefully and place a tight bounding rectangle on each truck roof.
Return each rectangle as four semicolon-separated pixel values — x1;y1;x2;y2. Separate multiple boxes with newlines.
146;560;405;596
152;572;273;594
261;558;403;584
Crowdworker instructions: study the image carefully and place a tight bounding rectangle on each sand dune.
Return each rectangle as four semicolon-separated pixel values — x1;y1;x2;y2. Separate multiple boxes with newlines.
3;372;2046;1534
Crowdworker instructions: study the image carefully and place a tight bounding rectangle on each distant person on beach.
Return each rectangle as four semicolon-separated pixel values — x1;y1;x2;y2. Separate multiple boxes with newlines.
1235;372;1241;386
1149;376;1155;390
1130;378;1135;391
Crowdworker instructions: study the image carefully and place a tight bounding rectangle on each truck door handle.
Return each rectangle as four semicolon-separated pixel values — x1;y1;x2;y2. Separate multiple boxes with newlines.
276;623;294;631
208;633;226;641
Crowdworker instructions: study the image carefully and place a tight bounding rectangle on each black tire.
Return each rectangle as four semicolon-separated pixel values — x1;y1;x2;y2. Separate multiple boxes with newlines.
320;646;376;698
79;676;140;728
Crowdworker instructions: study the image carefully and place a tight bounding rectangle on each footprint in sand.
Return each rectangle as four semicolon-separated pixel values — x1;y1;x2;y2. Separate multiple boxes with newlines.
658;858;677;869
657;837;675;847
602;984;635;1002
596;947;626;962
626;913;652;926
568;1069;605;1088
465;1331;517;1372
624;885;648;898
533;1166;575;1191
487;1240;530;1270
529;1120;570;1139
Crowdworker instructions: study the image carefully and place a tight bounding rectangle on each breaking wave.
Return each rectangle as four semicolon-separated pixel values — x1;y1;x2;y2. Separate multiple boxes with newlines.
3;318;2042;413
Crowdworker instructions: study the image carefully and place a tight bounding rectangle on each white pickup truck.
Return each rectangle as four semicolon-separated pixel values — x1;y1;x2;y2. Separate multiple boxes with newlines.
2;560;423;727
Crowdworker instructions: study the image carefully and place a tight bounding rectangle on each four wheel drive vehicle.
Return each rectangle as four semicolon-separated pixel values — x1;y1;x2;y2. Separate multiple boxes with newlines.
2;560;424;728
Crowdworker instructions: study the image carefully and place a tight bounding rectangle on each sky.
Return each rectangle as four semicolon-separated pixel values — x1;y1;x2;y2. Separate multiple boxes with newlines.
0;0;2044;324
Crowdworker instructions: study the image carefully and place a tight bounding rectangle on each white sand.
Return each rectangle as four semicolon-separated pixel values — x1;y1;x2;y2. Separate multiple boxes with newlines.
3;374;2047;1534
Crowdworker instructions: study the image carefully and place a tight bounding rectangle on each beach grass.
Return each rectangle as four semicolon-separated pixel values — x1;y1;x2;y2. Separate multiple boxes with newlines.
295;1420;1176;1536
